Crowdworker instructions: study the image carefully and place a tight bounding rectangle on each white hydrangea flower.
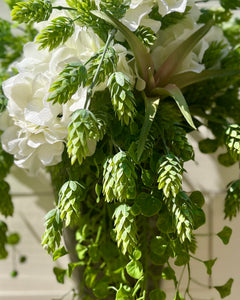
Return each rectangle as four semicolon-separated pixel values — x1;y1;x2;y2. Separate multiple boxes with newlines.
1;12;137;175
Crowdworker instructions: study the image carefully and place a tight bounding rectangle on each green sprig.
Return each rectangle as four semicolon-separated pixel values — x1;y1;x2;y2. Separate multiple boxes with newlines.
11;0;52;24
103;152;137;202
48;63;87;104
107;72;136;126
36;16;74;51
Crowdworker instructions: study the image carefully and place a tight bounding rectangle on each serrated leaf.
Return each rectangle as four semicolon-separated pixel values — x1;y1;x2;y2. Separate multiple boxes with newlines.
214;278;234;299
149;289;166;300
204;258;217;275
126;259;143;279
217;226;232;245
53;246;68;261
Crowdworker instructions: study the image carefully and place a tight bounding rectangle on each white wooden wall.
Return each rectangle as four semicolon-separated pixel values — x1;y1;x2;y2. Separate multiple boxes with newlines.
1;1;240;299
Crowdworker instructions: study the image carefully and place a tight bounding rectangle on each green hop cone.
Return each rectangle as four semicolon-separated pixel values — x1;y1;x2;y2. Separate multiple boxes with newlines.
86;47;118;86
42;208;63;254
224;180;240;220
113;204;138;255
171;192;194;243
166;125;194;161
103;151;137;202
157;154;183;199
100;0;130;19
107;72;137;126
67;109;105;165
36;16;74;51
134;26;157;47
58;181;85;227
225;124;240;160
48;63;87;104
11;0;52;24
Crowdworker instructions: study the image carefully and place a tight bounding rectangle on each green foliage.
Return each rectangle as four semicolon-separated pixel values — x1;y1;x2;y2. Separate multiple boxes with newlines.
42;208;63;254
225;124;240;161
0;180;13;217
67;109;105;165
217;226;232;245
220;0;240;10
224;180;240;219
113;204;138;255
157;154;183;199
7;233;20;245
36;17;74;51
11;0;52;24
134;26;157;47
199;138;218;153
58;181;85;227
86;47;117;87
149;5;191;30
103;152;137;202
0;221;8;259
100;0;130;19
0;144;14;180
204;258;217;275
214;278;234;299
66;0;111;41
149;289;166;300
165;125;194;161
48;63;87;104
107;72;136;126
135;192;162;217
202;41;227;69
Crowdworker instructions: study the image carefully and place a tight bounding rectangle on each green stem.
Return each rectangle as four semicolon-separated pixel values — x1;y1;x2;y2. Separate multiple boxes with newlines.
84;28;117;109
53;6;77;11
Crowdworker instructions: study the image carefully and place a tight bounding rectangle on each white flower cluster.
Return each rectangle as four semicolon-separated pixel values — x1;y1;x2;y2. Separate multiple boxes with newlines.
1;0;225;174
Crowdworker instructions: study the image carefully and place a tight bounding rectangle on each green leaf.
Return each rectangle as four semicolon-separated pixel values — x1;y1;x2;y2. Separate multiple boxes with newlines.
169;69;240;89
204;258;217;275
199;138;218;153
7;233;20;245
174;251;190;266
137;96;160;161
0;180;13;217
154;19;214;87
149;289;166;300
161;266;176;280
132;249;142;261
192;207;206;230
116;285;133;300
126;259;143;279
174;291;185;300
53;267;67;284
135;192;162;217
217;226;232;245
190;191;205;208
91;10;155;89
214;278;234;298
67;261;85;277
53;246;68;261
93;279;109;298
218;152;236;167
152;84;195;129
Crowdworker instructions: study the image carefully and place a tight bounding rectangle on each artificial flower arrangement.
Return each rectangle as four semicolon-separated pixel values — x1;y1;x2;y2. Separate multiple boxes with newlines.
1;0;240;299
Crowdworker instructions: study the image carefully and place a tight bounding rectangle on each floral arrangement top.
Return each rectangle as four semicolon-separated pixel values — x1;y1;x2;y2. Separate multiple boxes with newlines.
1;0;240;299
